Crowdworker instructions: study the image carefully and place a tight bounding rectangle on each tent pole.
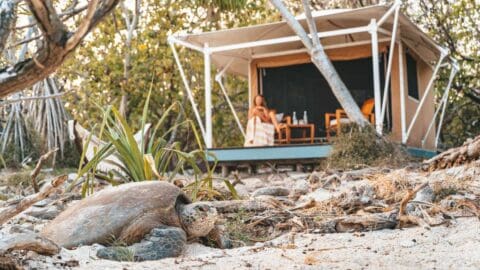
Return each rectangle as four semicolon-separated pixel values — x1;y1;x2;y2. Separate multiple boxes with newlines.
421;68;455;147
398;42;407;144
168;41;207;144
168;35;204;53
204;43;213;148
434;65;457;149
369;19;382;134
248;60;252;107
435;96;449;149
209;25;370;53
377;0;401;27
380;6;400;126
251;38;392;59
405;52;447;142
216;75;246;138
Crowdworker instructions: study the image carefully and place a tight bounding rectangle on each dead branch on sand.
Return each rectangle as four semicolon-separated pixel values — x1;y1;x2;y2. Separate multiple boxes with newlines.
205;199;278;213
0;175;67;225
424;135;480;171
30;148;58;192
397;182;429;228
0;233;59;255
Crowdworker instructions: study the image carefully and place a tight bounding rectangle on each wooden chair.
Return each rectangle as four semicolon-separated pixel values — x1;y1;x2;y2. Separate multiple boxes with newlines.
273;114;291;144
325;98;375;141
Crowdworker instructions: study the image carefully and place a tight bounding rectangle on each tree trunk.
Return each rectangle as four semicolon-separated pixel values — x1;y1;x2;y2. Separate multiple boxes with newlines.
269;0;369;127
119;0;140;118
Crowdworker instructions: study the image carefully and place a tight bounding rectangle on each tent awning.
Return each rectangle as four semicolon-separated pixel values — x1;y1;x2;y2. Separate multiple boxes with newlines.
171;5;444;77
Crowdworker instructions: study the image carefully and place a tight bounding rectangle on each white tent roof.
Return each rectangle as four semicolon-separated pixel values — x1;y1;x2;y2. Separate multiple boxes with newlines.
172;5;444;77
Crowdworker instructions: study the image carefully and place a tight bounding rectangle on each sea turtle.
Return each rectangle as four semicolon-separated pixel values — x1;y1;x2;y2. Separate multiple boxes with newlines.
41;181;226;261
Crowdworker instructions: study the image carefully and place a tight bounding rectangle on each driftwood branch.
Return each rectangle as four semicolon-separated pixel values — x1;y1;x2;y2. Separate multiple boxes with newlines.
205;199;277;214
423;135;480;171
317;211;398;233
30;148;58;192
0;175;67;225
397;182;428;228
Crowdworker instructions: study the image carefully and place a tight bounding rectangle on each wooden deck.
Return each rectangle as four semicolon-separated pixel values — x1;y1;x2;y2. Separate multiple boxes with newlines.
207;144;437;164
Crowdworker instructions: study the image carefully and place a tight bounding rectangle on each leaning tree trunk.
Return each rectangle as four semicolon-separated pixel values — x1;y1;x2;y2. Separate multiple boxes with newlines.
269;0;369;127
423;135;480;171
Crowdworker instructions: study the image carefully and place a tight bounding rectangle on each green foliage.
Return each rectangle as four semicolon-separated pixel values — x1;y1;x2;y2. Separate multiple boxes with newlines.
404;0;480;148
196;0;248;10
326;124;410;170
59;0;277;148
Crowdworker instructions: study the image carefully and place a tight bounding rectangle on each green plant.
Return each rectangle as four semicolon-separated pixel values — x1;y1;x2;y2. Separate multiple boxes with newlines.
325;124;410;170
73;88;236;200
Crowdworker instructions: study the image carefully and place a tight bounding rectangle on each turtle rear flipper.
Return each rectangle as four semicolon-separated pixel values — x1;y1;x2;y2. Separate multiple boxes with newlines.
97;226;187;262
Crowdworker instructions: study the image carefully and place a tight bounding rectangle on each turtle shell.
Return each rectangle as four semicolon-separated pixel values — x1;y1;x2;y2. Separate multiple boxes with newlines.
41;181;191;248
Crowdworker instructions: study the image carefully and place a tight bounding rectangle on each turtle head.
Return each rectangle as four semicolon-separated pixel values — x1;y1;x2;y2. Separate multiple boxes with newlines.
179;202;218;238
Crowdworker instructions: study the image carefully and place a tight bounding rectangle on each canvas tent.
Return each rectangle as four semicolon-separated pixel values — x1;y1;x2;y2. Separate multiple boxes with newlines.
168;2;457;160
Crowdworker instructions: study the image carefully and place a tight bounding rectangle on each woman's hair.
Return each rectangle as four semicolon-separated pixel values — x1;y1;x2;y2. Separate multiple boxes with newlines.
254;94;268;108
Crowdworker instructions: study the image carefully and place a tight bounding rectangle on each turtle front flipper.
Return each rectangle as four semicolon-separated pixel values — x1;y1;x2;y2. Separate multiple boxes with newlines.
201;225;233;249
97;226;187;262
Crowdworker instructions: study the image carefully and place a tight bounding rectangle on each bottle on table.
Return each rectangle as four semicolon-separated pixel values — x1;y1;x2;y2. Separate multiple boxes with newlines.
292;111;298;124
303;111;308;124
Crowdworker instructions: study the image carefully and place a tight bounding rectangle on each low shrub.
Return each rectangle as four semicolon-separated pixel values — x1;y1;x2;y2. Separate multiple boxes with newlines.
325;124;410;170
55;141;81;169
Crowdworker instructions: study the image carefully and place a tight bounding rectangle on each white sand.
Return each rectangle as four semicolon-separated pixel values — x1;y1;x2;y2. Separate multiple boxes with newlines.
53;217;479;270
4;166;479;270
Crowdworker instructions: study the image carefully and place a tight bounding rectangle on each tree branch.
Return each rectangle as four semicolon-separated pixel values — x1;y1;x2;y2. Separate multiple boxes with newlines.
0;0;120;97
27;0;68;45
15;4;88;30
302;0;320;49
30;147;58;192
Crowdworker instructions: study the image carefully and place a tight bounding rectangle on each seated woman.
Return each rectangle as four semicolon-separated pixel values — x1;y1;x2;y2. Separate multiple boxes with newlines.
244;95;282;147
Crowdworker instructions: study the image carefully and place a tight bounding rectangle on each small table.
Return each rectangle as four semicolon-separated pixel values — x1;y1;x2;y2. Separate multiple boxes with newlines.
279;123;315;144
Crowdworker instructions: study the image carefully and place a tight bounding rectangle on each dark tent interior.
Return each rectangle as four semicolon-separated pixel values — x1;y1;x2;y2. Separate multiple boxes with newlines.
260;55;389;138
